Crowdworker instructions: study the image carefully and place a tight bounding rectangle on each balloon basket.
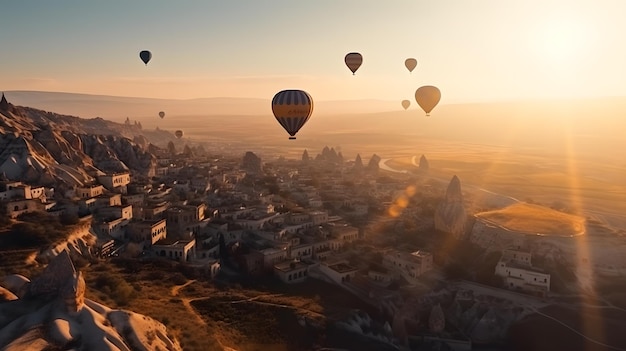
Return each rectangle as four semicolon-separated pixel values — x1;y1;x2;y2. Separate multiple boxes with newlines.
289;137;296;140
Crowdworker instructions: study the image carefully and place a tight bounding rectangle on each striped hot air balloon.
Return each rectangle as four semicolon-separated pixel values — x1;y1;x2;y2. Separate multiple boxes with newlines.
344;52;363;75
271;90;314;140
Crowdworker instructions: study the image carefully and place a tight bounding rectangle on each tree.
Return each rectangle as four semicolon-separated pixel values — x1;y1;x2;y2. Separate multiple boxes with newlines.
218;233;229;260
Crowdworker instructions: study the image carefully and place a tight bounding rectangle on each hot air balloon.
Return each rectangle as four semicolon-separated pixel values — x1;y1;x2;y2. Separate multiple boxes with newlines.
401;100;411;110
271;90;314;140
414;86;441;116
139;50;152;65
159;111;165;119
344;52;363;75
175;130;183;139
405;58;417;73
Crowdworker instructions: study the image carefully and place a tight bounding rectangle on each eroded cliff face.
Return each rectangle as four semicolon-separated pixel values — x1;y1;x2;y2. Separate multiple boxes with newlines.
0;251;182;351
434;175;470;239
0;103;157;186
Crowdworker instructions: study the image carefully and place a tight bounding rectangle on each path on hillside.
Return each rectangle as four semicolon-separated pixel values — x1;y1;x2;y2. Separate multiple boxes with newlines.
531;307;626;351
170;280;238;351
170;279;196;297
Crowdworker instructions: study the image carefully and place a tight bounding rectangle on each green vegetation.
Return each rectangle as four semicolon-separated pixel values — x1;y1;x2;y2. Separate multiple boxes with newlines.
0;212;77;249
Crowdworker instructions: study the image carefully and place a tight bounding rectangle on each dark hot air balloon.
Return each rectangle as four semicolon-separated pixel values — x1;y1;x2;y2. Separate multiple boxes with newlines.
344;52;363;75
175;130;183;139
405;58;417;73
159;111;165;119
271;90;313;140
139;50;152;65
415;86;441;116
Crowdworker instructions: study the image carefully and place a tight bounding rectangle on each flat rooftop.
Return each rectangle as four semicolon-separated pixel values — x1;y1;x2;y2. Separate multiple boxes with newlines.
153;238;194;248
274;260;308;272
328;262;358;274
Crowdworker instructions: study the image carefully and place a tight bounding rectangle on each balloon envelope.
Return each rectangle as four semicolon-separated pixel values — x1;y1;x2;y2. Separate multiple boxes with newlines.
175;130;183;139
159;111;165;119
271;90;314;140
414;86;441;116
139;50;152;65
405;58;417;73
344;52;363;75
401;100;411;110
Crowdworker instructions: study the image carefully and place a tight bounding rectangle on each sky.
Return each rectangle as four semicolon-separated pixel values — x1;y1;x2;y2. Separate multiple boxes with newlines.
1;0;625;103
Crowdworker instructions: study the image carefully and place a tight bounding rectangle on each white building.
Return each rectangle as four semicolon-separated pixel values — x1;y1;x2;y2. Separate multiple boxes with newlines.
128;219;167;246
319;260;359;284
97;173;131;193
153;238;196;262
383;249;434;280
77;185;104;199
495;248;550;296
274;260;309;284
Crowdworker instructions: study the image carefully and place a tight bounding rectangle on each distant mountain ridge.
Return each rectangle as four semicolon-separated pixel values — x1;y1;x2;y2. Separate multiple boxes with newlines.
3;90;400;120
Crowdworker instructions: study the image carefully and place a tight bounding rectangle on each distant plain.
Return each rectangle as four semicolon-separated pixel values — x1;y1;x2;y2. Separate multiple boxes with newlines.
8;91;626;234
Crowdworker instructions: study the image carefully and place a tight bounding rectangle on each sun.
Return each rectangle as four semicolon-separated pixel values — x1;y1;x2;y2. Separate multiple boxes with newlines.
532;18;591;69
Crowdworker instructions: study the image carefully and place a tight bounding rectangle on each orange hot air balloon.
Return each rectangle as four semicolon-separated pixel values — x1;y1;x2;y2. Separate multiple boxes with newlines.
401;100;411;110
175;130;183;139
344;52;363;75
405;58;417;73
414;86;441;116
271;90;313;140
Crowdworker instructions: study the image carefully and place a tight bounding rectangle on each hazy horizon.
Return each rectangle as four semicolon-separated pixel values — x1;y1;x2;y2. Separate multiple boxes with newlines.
2;1;626;102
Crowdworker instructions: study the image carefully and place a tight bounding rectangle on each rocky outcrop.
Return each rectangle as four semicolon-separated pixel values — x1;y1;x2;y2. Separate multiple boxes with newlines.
428;304;445;333
0;251;181;351
302;149;310;162
419;154;429;172
0;99;160;186
24;251;85;314
242;151;262;174
0;93;9;111
367;154;381;173
354;154;363;171
434;175;470;239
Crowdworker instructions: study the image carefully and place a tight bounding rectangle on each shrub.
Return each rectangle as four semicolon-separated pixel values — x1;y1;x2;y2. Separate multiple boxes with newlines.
171;273;187;285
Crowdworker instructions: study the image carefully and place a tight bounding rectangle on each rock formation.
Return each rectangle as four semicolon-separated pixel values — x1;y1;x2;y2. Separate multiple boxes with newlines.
0;103;159;186
302;149;310;162
367;154;381;173
419;154;429;172
434;175;469;239
0;93;9;111
0;251;181;350
428;304;445;333
354;154;363;170
242;151;262;174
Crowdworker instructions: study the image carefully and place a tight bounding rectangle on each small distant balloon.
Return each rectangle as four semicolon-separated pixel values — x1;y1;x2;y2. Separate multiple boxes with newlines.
159;111;165;119
401;100;411;110
271;89;314;140
344;52;363;75
175;130;183;139
139;50;152;65
414;86;441;117
405;58;417;73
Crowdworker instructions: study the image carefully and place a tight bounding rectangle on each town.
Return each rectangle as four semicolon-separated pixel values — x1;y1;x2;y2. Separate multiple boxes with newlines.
1;135;561;350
